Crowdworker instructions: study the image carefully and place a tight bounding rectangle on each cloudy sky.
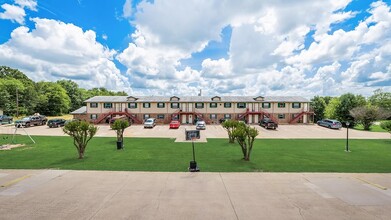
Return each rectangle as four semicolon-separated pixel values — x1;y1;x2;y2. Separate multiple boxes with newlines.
0;0;390;98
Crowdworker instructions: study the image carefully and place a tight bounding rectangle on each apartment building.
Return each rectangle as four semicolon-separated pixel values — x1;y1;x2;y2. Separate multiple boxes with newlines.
71;95;314;125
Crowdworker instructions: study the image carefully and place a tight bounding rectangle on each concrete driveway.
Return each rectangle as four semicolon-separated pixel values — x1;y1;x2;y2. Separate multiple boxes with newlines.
1;169;391;220
1;124;389;140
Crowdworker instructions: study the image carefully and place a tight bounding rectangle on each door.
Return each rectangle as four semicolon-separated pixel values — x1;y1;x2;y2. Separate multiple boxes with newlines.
189;115;193;124
182;115;187;124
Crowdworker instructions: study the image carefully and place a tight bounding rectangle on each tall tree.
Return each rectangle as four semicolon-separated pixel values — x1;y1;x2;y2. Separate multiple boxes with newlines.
63;120;98;159
369;89;391;112
57;80;85;112
335;93;366;125
36;82;71;116
324;97;340;119
311;96;327;122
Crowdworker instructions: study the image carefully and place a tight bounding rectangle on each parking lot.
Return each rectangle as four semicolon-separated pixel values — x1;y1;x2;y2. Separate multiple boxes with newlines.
0;123;389;140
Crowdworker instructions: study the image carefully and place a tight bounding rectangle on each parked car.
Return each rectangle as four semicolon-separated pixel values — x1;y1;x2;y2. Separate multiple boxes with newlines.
196;120;206;130
15;115;47;128
259;118;278;130
144;118;156;128
47;118;66;128
317;119;342;129
0;115;13;124
169;120;180;129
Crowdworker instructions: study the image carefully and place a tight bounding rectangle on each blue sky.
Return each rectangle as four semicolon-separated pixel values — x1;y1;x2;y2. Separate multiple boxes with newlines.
0;0;390;97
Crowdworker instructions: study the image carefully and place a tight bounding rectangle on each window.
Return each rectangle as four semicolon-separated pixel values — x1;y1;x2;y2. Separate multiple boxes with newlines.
143;114;150;119
224;114;231;119
237;103;246;108
104;103;112;108
278;114;285;119
195;103;204;109
157;103;165;108
262;103;271;108
224;102;232;108
292;103;301;108
210;103;217;108
128;103;137;108
157;114;164;119
90;114;97;120
143;103;151;108
278;103;286;108
210;114;217;120
171;103;180;109
90;103;98;108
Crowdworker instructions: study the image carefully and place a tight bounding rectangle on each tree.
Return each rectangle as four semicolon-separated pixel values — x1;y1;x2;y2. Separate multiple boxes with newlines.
232;124;259;161
335;93;366;126
63;120;98;159
111;119;130;149
57;80;85;112
380;121;391;135
36;82;71;116
350;105;390;130
222;120;240;143
369;89;391;112
311;96;327;122
324;97;340;119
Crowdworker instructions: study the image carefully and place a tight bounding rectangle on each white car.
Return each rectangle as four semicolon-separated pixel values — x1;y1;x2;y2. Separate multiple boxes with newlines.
144;118;156;128
196;120;206;130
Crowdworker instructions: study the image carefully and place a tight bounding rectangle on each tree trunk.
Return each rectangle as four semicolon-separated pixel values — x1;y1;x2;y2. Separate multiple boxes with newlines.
78;146;85;159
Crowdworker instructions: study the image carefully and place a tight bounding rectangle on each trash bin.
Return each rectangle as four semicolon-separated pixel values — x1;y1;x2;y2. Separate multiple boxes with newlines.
116;141;123;150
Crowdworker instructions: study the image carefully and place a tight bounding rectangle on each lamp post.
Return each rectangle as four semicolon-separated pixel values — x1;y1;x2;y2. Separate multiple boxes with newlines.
345;121;350;152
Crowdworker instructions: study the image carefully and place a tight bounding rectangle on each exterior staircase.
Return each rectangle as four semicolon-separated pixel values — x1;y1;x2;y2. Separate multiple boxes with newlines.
94;109;143;124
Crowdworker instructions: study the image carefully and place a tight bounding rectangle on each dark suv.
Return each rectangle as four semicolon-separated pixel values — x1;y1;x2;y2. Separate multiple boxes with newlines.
47;118;66;128
259;118;278;130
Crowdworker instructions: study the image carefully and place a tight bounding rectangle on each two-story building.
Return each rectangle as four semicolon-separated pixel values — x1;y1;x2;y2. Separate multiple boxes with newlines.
71;95;314;125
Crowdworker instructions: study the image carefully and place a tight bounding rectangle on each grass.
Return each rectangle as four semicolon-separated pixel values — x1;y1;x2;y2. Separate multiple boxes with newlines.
1;135;391;172
353;121;390;132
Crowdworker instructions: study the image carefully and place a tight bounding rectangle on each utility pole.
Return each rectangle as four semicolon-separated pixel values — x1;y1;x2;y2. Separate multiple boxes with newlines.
16;88;19;117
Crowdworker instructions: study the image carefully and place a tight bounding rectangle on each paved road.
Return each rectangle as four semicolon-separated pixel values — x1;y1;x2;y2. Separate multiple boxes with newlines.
1;170;391;220
1;124;390;140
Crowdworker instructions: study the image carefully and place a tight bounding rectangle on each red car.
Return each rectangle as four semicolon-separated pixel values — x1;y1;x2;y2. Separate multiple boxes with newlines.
169;121;180;129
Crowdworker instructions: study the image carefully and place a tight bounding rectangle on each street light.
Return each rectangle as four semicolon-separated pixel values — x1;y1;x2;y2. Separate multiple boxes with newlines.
345;121;350;152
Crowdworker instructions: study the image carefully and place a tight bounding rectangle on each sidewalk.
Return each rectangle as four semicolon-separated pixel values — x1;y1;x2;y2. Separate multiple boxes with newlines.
1;170;390;219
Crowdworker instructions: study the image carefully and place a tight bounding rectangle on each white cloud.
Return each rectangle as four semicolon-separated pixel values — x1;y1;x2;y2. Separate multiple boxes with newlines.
15;0;37;11
0;18;131;92
122;0;132;18
0;3;26;24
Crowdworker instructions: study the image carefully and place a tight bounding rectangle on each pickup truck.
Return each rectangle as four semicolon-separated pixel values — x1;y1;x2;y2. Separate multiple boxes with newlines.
15;115;47;128
259;118;278;130
0;115;13;124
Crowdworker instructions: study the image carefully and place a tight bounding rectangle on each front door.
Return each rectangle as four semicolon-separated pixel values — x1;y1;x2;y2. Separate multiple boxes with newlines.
189;115;193;124
182;115;187;124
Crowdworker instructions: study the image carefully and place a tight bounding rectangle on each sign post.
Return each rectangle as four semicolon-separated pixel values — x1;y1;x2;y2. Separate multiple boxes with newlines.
186;129;200;172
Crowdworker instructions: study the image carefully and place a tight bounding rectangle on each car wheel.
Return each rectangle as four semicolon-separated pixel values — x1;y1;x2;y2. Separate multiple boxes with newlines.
328;125;331;129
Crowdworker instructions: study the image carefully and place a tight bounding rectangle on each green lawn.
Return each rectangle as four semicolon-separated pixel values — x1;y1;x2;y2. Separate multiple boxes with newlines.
354;123;388;132
1;135;390;172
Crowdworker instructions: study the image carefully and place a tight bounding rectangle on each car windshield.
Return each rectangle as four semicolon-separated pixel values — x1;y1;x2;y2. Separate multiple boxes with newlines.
22;117;30;120
146;119;154;123
197;121;205;125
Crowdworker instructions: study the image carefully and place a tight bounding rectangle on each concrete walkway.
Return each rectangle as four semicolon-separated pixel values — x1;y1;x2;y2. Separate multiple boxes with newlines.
1;170;391;219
